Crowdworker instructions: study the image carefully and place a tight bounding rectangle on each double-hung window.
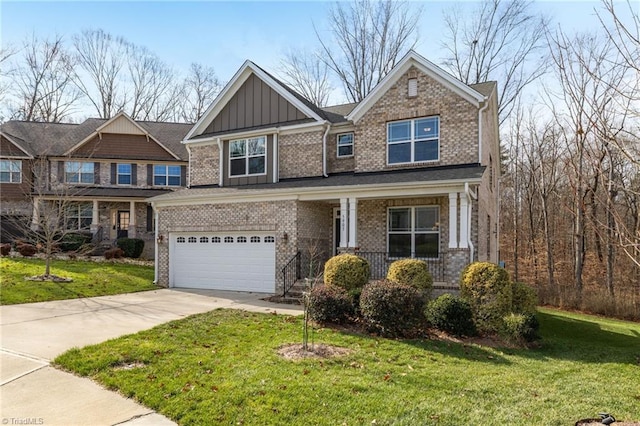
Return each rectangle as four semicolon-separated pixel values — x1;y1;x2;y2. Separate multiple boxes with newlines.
388;206;440;258
117;163;132;185
387;116;439;164
337;133;354;157
65;203;93;231
229;136;266;177
0;160;21;183
154;165;181;186
65;161;94;184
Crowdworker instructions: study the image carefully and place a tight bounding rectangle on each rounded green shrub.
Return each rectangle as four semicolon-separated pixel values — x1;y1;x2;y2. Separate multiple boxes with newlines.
502;313;540;344
306;285;354;324
387;259;433;295
116;238;145;258
511;281;537;314
359;280;426;337
425;294;477;337
323;254;370;291
460;262;512;334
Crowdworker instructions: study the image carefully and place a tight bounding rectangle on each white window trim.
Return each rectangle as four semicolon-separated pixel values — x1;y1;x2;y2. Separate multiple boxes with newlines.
65;161;95;185
387;205;440;259
386;116;440;165
65;202;93;231
228;136;268;178
336;132;354;158
117;163;132;186
153;164;181;187
0;159;22;183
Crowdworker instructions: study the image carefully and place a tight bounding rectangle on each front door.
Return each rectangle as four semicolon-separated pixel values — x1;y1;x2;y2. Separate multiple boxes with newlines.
117;211;130;239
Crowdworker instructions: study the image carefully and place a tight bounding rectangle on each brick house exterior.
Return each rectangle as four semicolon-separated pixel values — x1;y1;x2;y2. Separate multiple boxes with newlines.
150;51;500;293
0;114;191;257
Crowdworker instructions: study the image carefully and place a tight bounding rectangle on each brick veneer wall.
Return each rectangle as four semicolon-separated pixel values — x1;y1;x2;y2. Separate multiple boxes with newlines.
326;131;356;174
297;201;332;278
354;66;479;173
189;145;219;186
279;131;324;179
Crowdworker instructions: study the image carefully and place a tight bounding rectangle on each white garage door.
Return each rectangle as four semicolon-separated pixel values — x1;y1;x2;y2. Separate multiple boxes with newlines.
170;232;276;293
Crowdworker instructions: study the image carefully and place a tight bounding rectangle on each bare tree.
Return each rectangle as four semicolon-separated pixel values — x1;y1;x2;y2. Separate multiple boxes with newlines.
0;45;18;109
279;49;334;107
9;35;80;122
72;29;128;118
315;0;421;102
441;0;549;124
179;63;222;123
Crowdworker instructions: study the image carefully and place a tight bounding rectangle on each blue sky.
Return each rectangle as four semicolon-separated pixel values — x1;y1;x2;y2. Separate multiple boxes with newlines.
1;0;615;104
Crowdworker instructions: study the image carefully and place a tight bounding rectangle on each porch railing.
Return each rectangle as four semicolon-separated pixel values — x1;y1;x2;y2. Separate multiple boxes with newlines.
282;251;301;296
354;252;445;282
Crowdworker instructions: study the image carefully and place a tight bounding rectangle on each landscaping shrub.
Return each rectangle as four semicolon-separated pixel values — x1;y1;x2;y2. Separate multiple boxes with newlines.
323;254;370;291
104;248;124;260
307;285;354;324
502;313;540;344
425;294;477;337
511;281;538;314
0;243;10;256
17;243;37;257
60;233;92;252
460;262;512;334
116;238;145;258
387;259;433;295
359;280;426;337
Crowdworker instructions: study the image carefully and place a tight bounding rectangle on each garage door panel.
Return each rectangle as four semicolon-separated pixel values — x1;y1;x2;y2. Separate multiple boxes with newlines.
170;232;276;293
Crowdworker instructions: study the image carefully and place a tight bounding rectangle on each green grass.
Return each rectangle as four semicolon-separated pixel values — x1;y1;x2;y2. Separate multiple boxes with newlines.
0;257;157;304
54;307;640;425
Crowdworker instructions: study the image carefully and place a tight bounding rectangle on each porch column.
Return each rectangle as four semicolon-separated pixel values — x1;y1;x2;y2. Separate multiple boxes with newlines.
339;198;348;248
448;192;458;248
30;197;40;231
348;197;357;248
459;192;469;248
129;201;136;238
90;199;99;234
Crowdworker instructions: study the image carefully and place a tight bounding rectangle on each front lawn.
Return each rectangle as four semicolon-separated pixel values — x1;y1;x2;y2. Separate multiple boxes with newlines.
0;257;157;304
54;308;640;425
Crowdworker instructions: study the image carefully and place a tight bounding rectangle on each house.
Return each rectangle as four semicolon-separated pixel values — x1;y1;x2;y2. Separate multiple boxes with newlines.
0;113;191;257
149;50;500;294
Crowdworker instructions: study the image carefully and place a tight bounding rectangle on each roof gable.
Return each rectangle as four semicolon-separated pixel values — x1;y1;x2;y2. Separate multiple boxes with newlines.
0;132;34;158
347;50;487;123
185;61;325;141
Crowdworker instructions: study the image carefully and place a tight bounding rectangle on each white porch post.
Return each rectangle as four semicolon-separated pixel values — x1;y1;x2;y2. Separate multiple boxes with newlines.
90;199;99;234
459;192;469;248
129;200;136;237
448;192;458;248
339;198;348;248
30;197;40;231
348;197;357;248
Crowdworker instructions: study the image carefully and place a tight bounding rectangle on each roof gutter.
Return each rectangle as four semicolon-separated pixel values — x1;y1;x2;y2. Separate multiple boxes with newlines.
322;121;330;177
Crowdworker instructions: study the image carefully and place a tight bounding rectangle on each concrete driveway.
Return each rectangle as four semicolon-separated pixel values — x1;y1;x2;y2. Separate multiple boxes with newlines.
0;289;302;426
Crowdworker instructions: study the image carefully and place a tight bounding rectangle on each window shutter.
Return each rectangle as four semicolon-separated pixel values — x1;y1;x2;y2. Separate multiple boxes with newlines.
58;161;64;183
147;164;153;186
146;205;153;232
94;162;100;184
111;163;117;184
180;165;186;187
131;164;137;186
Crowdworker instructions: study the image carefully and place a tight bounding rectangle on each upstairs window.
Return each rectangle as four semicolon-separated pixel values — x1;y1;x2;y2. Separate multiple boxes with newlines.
229;136;266;177
387;116;439;164
0;160;21;183
388;206;439;258
117;163;132;185
154;165;181;186
65;161;94;184
337;133;354;157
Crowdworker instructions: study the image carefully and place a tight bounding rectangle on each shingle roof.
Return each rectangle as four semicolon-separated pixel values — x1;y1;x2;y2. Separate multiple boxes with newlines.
0;119;191;160
150;164;485;203
39;187;173;198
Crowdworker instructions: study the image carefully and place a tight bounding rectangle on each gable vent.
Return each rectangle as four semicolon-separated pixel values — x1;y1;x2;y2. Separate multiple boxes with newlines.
408;78;418;97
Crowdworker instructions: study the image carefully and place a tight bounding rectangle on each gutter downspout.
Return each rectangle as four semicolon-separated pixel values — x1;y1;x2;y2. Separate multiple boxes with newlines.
478;98;489;163
153;206;159;285
216;138;223;187
322;121;330;177
186;145;192;188
465;182;478;262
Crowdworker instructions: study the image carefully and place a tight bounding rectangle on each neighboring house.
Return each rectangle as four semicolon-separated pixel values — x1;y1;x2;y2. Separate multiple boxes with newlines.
0;113;191;257
150;50;500;294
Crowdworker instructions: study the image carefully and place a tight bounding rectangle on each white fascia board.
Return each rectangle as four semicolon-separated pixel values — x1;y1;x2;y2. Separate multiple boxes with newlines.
347;51;486;123
184;61;324;142
0;132;34;158
151;178;480;208
184;121;325;147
